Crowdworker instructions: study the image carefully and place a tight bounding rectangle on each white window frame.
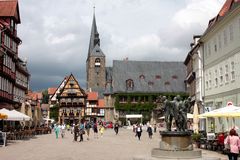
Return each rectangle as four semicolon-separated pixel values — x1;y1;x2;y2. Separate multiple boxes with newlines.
231;61;235;81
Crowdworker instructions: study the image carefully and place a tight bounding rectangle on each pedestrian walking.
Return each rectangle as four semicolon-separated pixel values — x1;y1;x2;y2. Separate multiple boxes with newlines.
79;120;85;142
99;125;105;137
60;123;66;138
114;121;119;135
73;124;79;142
224;128;240;160
136;124;142;140
147;125;153;139
153;123;157;133
54;124;60;139
85;121;91;140
93;122;98;139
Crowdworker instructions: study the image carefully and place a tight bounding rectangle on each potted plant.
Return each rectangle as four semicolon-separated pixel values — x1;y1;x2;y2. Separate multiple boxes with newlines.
191;133;202;148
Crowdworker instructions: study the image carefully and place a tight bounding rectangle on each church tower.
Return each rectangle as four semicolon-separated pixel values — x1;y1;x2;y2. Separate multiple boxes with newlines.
86;12;106;93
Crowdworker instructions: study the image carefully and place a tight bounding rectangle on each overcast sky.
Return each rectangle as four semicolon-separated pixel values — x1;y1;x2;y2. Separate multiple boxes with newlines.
18;0;225;91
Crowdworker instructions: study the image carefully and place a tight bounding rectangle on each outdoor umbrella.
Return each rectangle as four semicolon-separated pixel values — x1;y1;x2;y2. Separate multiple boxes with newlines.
0;113;8;119
11;110;31;121
198;105;240;118
0;108;23;121
193;102;199;133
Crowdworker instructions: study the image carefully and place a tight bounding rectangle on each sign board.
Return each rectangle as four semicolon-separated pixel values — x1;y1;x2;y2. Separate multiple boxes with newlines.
227;101;233;106
205;107;212;112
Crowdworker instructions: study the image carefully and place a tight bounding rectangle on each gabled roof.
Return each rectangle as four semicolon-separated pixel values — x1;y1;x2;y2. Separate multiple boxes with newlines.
59;73;86;97
48;88;57;95
219;0;235;16
27;91;42;101
112;60;186;93
98;99;105;108
0;0;21;23
87;92;98;100
203;0;240;36
49;76;68;100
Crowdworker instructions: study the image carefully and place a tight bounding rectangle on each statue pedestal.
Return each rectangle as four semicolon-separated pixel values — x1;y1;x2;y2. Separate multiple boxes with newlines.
133;131;223;160
151;131;201;159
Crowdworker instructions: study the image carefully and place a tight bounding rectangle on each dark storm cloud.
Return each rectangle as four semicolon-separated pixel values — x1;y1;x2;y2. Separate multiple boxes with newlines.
17;0;225;91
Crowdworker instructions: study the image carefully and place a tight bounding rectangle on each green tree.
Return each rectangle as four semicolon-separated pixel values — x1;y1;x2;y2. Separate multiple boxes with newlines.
50;104;59;121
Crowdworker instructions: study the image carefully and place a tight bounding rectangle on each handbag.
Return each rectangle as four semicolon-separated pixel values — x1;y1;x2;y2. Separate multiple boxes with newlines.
223;136;230;153
224;143;230;153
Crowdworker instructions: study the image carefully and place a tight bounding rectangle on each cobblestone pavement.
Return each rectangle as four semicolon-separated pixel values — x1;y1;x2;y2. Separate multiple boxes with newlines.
0;128;228;160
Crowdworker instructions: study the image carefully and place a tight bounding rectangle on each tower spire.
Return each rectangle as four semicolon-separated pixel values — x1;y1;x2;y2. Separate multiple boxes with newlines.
87;6;100;60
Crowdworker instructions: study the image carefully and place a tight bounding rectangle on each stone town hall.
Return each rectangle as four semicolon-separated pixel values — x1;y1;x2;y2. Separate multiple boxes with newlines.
86;13;187;123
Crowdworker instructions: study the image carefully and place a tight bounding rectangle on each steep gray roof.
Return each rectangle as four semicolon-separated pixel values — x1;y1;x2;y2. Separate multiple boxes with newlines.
87;13;103;60
105;67;113;82
104;67;113;94
112;60;186;93
91;44;105;57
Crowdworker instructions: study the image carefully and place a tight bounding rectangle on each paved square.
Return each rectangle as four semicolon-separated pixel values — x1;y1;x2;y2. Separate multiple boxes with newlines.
0;128;228;160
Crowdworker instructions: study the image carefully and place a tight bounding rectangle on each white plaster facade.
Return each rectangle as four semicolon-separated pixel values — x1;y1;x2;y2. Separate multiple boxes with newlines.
200;5;240;133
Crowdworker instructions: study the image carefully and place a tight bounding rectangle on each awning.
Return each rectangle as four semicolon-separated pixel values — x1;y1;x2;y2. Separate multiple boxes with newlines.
159;113;194;119
126;114;142;118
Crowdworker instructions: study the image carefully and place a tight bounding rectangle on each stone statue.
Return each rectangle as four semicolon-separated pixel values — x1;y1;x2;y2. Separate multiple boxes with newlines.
184;97;192;113
162;96;175;131
161;95;190;132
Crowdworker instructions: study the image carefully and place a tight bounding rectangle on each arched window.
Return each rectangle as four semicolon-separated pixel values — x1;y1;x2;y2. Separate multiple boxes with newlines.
95;58;101;67
126;79;134;90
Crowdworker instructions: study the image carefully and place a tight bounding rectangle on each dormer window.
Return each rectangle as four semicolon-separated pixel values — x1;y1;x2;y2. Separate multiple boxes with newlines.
126;79;134;90
95;58;100;67
165;81;170;85
148;81;154;86
139;75;145;79
155;75;161;79
172;75;178;79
